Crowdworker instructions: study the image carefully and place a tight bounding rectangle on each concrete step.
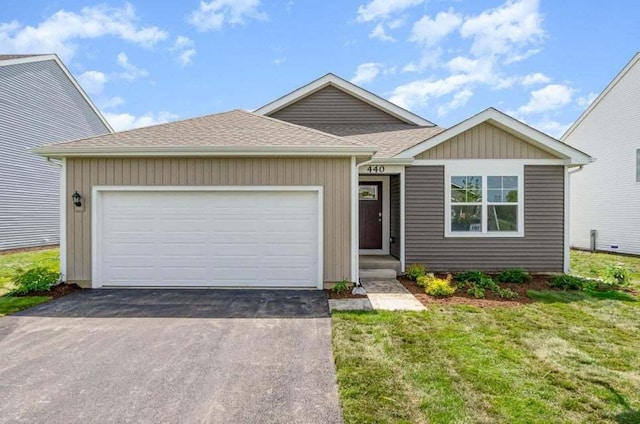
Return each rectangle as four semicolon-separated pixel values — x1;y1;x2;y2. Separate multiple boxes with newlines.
359;256;402;273
359;268;398;280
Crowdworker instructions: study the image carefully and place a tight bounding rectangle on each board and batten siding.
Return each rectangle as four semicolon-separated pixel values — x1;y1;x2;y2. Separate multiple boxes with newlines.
65;157;351;286
389;174;401;259
416;122;557;160
0;59;110;250
269;85;407;126
405;165;564;272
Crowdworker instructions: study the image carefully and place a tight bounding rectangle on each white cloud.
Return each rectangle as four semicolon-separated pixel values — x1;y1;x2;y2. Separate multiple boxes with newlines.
99;96;125;110
369;23;395;41
116;52;149;81
357;0;425;22
171;36;196;66
104;111;179;131
518;84;574;115
577;92;598;109
522;72;551;86
460;0;545;60
351;63;384;85
437;89;474;117
530;118;571;138
189;0;267;32
390;73;476;109
0;4;167;62
77;70;107;95
410;10;461;46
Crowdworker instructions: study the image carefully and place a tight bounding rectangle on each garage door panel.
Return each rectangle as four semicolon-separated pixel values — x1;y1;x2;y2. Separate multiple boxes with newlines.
97;190;320;288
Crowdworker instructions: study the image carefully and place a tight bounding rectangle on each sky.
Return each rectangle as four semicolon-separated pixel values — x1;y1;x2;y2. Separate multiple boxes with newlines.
1;0;639;136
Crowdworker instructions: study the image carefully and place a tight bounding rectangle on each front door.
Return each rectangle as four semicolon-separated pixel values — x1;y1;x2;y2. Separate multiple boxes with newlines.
359;182;383;249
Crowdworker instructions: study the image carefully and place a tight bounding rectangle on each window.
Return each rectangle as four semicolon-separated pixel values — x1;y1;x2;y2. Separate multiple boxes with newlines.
636;149;640;183
446;166;523;237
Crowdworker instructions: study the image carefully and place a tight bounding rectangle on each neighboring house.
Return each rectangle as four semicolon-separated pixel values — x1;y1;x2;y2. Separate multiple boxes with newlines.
34;74;591;289
562;52;640;255
0;54;112;251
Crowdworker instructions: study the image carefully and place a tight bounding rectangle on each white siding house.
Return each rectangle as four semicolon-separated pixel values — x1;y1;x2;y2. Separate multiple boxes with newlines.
562;52;640;255
0;54;112;251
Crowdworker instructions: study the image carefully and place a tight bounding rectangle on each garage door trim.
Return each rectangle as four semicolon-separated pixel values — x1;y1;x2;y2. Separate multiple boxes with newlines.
91;185;324;289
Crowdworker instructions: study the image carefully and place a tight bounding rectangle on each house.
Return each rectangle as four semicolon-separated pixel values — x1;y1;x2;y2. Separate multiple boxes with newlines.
33;74;591;289
0;54;112;251
562;52;640;255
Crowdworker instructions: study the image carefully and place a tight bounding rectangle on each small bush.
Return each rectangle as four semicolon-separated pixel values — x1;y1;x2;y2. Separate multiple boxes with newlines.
332;279;351;294
406;264;428;281
550;274;590;290
422;274;456;297
495;287;519;299
602;265;631;286
498;268;531;284
10;267;60;295
467;286;485;299
455;271;497;289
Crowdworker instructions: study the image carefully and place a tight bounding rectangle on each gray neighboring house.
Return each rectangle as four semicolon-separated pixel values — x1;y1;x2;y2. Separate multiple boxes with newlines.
0;54;112;251
34;74;591;289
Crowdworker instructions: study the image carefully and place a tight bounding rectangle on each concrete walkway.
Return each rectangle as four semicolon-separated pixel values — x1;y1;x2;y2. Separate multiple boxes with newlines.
362;280;426;311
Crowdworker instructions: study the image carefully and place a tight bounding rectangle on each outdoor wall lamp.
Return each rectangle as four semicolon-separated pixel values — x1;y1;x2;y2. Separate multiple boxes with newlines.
72;191;82;207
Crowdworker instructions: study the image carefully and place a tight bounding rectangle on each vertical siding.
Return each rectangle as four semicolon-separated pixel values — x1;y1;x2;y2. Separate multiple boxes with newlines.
389;175;401;258
66;157;351;284
565;56;640;254
0;59;110;250
416;122;557;160
269;85;407;126
405;165;564;272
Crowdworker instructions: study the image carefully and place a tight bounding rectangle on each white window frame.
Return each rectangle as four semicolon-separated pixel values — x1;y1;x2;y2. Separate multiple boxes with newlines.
445;162;524;238
636;148;640;183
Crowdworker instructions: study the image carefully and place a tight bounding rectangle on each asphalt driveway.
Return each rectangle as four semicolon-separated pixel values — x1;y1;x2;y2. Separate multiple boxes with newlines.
0;289;342;424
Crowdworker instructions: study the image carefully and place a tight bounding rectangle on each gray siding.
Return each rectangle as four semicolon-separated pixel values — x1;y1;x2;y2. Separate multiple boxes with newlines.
405;165;564;272
0;59;110;250
269;85;407;126
390;174;400;259
65;157;352;286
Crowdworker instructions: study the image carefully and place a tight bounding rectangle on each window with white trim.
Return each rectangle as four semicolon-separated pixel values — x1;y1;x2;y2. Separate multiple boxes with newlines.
446;165;523;237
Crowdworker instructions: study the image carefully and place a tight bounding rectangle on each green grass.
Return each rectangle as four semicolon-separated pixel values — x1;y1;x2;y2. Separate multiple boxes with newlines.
333;291;640;424
571;250;640;288
0;296;52;317
0;247;59;295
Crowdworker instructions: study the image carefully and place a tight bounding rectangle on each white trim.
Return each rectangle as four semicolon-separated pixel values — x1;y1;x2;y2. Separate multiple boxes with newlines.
358;176;390;255
254;73;435;126
562;53;640;140
564;166;570;273
397;108;592;165
367;158;415;165
400;167;406;273
91;185;324;290
350;157;359;283
0;54;114;133
444;162;525;238
33;145;376;158
60;158;67;280
412;158;570;166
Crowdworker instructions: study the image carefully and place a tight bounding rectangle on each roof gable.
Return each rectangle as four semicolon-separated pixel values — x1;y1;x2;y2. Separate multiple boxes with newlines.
416;122;557;160
398;108;592;165
562;52;640;140
254;73;435;126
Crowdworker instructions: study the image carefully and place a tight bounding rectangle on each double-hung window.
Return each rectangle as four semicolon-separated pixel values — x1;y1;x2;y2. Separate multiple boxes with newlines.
446;164;524;237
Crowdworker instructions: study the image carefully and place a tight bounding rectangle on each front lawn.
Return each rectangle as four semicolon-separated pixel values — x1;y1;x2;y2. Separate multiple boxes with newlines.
333;290;640;423
571;249;640;288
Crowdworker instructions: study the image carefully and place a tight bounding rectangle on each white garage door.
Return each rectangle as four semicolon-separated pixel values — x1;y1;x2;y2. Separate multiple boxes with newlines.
95;189;321;289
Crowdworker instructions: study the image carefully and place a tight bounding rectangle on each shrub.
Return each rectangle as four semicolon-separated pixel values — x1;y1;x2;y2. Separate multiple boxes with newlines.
497;268;531;284
550;274;590;290
602;265;631;286
406;264;428;281
495;287;519;299
455;271;496;289
467;286;485;299
332;279;351;294
422;274;456;297
10;267;60;295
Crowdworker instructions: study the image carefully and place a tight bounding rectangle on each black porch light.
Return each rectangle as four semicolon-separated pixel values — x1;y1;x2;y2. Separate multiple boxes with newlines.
72;191;82;207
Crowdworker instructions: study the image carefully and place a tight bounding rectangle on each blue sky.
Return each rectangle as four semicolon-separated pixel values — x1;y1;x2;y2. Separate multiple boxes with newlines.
1;0;639;135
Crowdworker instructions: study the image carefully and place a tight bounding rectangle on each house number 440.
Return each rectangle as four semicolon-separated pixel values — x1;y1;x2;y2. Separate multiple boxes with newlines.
366;165;385;173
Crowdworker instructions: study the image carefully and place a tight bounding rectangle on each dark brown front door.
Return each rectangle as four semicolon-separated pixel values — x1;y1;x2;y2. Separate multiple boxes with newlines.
359;181;383;249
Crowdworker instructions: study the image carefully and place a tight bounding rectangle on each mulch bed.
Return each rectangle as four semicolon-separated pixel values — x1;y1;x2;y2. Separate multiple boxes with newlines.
399;274;557;308
325;289;368;300
13;283;82;299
